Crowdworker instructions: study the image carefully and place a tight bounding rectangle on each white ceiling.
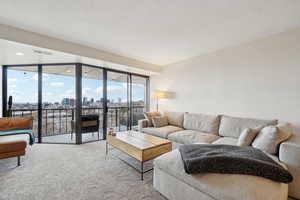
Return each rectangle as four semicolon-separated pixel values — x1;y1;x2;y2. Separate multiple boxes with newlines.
0;0;300;66
0;39;154;76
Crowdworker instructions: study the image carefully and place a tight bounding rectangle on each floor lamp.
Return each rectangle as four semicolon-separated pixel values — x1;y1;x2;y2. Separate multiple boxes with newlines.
153;90;170;112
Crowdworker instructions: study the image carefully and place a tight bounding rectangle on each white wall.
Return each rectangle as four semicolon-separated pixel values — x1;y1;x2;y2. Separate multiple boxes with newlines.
151;28;300;134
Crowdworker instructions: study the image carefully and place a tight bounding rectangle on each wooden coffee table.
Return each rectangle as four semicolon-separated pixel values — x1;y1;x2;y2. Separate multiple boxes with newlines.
106;131;172;180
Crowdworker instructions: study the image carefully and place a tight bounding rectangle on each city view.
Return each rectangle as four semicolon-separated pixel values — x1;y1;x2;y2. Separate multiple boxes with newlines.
7;67;147;143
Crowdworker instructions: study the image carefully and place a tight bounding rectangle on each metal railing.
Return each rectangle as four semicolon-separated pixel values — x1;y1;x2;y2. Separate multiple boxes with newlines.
11;106;146;138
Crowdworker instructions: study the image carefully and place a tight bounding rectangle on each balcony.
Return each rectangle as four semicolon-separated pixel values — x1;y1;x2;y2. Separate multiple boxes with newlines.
11;106;145;143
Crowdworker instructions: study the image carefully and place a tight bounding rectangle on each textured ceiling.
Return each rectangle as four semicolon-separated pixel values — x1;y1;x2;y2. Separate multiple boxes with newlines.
0;0;300;65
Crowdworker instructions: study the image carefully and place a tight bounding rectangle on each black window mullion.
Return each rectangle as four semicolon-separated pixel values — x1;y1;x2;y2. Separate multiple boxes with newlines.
103;69;107;140
146;77;150;112
38;64;42;143
2;66;7;117
129;74;133;130
75;63;82;144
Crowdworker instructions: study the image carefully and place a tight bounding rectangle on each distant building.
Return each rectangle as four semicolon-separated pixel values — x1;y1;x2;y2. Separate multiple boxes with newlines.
62;98;75;106
70;99;75;106
83;97;88;105
61;98;69;105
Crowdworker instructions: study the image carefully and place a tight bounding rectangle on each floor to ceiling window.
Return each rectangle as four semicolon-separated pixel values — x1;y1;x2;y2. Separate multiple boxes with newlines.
5;66;39;142
81;65;104;143
3;63;149;144
131;75;148;129
107;71;130;131
41;65;77;144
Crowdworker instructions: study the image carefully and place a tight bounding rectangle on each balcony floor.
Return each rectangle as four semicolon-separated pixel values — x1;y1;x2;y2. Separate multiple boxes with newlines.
39;132;103;144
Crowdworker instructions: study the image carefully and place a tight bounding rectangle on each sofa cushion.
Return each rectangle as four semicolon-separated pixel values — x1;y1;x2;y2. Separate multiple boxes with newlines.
219;115;277;138
142;125;183;138
164;111;185;128
152;116;168;128
154;149;288;200
168;130;219;144
252;123;292;155
237;128;260;147
144;112;161;127
212;137;238;145
183;113;220;135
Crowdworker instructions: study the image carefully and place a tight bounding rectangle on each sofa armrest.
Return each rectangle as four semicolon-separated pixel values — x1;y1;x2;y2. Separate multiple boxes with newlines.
279;134;300;199
138;119;149;131
279;135;300;167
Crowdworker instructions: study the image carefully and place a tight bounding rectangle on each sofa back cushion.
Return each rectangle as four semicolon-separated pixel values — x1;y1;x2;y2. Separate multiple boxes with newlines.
219;115;277;138
183;113;220;135
164;111;184;128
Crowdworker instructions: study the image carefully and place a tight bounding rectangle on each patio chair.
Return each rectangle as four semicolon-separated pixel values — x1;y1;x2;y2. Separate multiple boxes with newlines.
71;114;100;140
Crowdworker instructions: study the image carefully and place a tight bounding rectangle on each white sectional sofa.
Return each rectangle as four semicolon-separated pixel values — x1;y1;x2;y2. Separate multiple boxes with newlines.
138;111;300;200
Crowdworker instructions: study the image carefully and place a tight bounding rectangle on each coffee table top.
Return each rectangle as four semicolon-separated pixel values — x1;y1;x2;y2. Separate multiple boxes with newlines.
109;131;171;150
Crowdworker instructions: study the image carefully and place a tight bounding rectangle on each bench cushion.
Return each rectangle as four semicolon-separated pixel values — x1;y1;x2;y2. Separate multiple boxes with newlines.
0;117;33;131
0;135;27;159
0;140;26;154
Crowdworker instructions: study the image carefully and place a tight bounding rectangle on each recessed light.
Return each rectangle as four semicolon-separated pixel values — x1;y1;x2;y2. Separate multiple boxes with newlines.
16;52;24;56
66;70;71;73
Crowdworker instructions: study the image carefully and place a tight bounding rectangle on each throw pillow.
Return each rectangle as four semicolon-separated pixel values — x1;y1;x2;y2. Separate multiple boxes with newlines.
143;112;161;127
152;116;168;128
252;123;293;155
237;128;259;147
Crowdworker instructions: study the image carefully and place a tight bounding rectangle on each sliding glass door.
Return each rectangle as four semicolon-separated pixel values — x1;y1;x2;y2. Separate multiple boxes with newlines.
81;65;104;143
131;75;148;129
107;71;130;131
41;65;76;144
3;63;149;144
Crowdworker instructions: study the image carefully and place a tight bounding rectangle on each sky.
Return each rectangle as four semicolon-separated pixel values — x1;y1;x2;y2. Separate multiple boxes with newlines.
7;69;146;104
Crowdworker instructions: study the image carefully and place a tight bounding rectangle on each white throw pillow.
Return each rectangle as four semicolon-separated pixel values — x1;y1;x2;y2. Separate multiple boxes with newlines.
152;116;168;128
237;128;259;147
252;123;293;155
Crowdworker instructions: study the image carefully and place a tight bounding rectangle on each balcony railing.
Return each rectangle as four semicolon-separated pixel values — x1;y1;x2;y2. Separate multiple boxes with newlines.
10;106;146;138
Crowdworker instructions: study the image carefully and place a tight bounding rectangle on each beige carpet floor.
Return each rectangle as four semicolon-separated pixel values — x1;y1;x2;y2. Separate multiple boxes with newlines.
0;142;296;200
0;141;165;200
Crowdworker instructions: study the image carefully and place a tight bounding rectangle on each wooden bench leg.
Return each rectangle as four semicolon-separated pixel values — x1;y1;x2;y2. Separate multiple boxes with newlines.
17;156;21;166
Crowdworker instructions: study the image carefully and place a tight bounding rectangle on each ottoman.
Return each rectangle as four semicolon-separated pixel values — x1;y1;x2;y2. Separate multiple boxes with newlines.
153;149;288;200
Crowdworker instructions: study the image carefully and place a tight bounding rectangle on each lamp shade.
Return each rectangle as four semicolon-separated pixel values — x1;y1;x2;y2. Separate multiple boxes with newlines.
153;90;171;99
